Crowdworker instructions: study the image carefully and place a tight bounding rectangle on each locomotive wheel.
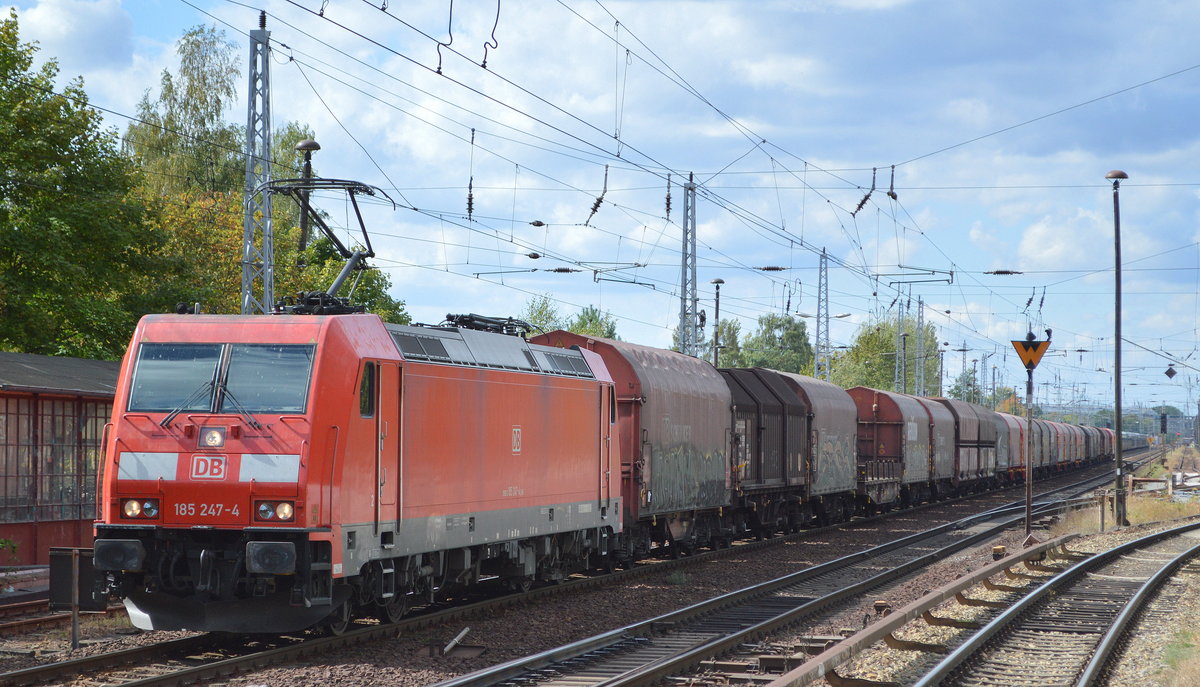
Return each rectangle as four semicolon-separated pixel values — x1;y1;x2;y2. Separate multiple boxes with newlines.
375;593;408;624
505;577;533;593
324;599;354;636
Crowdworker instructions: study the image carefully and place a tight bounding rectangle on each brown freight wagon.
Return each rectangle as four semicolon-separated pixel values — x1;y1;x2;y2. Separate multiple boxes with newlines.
532;331;732;555
847;387;934;508
719;368;857;531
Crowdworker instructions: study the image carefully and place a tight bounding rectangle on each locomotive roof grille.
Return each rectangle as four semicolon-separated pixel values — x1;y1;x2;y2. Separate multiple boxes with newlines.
386;327;593;378
392;333;451;361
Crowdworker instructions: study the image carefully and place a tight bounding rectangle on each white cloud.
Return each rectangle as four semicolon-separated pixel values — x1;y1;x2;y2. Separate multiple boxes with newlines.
941;98;992;130
733;55;827;93
15;0;131;71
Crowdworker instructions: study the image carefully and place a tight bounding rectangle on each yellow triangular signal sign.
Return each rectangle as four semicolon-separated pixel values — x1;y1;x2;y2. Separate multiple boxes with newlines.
1011;339;1050;369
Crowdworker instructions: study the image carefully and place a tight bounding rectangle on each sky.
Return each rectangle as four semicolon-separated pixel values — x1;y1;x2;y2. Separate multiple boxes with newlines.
6;0;1200;420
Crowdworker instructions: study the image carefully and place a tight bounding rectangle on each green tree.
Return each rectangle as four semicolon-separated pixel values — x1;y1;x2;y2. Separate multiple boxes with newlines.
710;318;743;367
518;293;566;334
991;386;1023;414
124;25;243;195
126;25;406;321
0;10;155;358
947;369;982;403
829;317;939;392
567;305;618;339
738;314;812;374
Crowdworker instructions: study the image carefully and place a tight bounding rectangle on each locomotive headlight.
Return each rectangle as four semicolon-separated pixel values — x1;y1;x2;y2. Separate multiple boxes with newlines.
254;500;296;522
122;499;142;518
142;499;160;518
253;499;295;521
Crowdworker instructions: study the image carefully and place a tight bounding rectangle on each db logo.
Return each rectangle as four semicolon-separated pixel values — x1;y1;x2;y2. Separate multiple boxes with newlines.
511;426;522;454
191;455;227;480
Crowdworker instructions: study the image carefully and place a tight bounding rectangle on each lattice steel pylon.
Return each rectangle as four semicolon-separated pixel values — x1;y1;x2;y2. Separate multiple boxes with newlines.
241;12;274;314
814;248;830;380
915;297;925;395
677;174;699;356
893;294;906;391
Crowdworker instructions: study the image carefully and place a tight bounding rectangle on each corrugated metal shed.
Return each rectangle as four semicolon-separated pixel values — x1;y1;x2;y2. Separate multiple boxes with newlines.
0;352;119;397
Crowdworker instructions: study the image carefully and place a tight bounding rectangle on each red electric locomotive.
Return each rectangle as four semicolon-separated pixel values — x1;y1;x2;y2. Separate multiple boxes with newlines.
93;313;620;632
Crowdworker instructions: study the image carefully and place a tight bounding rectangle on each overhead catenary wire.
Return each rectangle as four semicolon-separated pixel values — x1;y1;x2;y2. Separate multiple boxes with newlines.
162;1;1192;397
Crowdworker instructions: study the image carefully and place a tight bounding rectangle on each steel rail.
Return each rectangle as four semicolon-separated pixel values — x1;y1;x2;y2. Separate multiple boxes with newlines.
433;492;1092;687
0;461;1133;687
1074;533;1200;686
762;536;1082;687
911;518;1200;687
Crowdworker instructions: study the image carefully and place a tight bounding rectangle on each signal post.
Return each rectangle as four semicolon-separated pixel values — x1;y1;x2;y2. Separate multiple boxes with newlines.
1012;333;1049;537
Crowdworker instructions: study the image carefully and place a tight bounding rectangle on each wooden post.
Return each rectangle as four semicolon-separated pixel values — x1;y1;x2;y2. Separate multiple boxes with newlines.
70;548;80;650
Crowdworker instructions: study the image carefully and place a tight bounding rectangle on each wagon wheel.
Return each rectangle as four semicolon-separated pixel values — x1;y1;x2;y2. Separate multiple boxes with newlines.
600;554;616;574
375;593;408;624
324;599;354;636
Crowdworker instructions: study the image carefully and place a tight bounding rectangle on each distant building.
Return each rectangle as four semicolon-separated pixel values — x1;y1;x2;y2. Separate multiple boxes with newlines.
0;352;118;565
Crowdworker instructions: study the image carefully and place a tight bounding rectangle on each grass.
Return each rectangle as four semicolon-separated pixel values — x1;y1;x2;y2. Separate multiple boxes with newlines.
664;571;689;585
1164;445;1200;473
1163;631;1196;669
52;610;137;643
1049;494;1200;538
1159;630;1200;687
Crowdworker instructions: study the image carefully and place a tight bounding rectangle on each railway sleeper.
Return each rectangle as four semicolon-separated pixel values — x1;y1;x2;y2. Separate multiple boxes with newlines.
883;632;949;654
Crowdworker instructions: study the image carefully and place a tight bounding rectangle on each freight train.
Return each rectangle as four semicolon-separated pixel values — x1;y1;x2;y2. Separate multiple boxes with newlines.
90;312;1119;633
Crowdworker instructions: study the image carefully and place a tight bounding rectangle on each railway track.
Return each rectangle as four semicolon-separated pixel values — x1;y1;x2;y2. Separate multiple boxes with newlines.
0;460;1146;687
910;519;1200;687
427;476;1116;687
0;599;126;638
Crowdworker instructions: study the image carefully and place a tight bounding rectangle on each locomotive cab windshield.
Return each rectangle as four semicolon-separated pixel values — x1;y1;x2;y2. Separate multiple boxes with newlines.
129;342;316;417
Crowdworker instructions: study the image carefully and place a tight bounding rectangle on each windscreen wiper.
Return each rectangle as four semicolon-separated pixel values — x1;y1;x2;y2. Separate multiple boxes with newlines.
218;384;263;430
160;381;214;428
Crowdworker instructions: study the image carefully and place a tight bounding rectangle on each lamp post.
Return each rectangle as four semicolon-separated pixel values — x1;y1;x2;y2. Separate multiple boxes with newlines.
711;278;724;367
939;345;947;396
1107;169;1128;527
295;139;321;258
971;359;979;403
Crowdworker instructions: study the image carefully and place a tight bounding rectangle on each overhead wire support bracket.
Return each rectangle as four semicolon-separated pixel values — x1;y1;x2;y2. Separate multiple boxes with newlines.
880;264;954;286
472;268;538;278
588;262;652;288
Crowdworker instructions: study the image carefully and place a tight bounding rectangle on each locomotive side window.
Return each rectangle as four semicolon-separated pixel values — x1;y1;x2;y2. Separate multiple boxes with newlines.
221;344;315;414
128;343;221;412
359;362;377;417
